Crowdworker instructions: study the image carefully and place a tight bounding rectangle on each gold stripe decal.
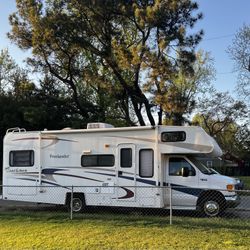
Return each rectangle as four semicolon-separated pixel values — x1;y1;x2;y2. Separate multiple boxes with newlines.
107;136;212;152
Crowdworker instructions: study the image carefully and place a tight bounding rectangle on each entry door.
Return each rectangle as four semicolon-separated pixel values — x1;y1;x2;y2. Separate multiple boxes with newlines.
166;156;198;208
116;144;136;201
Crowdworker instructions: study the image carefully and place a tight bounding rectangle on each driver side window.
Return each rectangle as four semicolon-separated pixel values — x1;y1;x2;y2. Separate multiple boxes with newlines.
169;157;196;176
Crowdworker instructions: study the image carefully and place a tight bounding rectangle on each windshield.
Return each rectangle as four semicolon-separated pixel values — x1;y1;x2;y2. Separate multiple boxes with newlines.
188;157;214;175
209;168;220;175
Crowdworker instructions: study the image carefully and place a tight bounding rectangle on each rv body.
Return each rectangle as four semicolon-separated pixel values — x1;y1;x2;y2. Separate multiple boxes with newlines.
2;124;240;216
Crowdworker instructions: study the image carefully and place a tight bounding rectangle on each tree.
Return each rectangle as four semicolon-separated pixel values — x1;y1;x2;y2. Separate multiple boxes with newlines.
228;24;250;101
0;49;16;93
234;124;250;159
8;0;203;126
77;53;136;126
145;50;214;125
193;90;248;137
192;89;249;157
33;75;86;129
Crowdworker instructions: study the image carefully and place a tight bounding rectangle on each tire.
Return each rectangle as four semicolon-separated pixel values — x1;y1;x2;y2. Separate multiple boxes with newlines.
200;196;226;217
67;194;85;213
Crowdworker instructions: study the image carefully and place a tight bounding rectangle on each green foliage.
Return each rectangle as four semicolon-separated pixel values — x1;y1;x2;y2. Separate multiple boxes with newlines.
0;49;17;93
0;211;250;249
228;24;250;100
0;75;82;133
192;90;249;158
8;0;204;125
149;50;215;125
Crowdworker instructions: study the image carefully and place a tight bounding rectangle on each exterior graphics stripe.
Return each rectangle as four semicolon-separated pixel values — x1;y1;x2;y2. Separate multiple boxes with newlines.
12;137;78;149
47;172;103;183
85;171;156;185
163;182;203;197
108;135;212;152
13;177;71;189
117;187;134;199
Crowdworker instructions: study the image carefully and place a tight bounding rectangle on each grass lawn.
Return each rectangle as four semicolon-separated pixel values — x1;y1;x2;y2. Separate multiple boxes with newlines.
0;210;249;250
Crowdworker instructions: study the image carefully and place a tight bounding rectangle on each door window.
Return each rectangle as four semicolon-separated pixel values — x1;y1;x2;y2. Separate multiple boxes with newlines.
120;148;132;168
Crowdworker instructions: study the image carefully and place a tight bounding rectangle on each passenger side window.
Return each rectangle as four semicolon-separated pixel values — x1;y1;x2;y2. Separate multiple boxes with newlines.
139;149;154;178
169;157;196;176
81;155;114;167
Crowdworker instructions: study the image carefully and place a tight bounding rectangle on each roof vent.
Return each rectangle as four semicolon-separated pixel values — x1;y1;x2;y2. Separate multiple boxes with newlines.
87;123;114;129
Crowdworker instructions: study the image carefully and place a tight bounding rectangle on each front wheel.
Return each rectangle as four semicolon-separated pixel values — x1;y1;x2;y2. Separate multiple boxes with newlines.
200;196;226;217
203;200;220;217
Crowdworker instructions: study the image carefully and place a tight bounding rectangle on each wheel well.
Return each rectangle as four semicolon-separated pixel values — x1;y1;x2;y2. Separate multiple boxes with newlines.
65;192;86;206
197;190;226;208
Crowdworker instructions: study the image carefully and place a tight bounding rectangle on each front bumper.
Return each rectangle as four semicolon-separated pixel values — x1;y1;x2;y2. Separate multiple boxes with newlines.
225;194;241;208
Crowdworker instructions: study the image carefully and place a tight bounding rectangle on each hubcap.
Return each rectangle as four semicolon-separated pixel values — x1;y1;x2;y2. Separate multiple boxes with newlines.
72;198;82;212
204;200;220;216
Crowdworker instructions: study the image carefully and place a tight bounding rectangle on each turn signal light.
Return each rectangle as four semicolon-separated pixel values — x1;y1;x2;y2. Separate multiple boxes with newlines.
226;184;234;191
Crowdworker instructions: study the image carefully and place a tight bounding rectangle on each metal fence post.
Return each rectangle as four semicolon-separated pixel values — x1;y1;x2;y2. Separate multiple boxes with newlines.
169;185;172;225
70;186;73;220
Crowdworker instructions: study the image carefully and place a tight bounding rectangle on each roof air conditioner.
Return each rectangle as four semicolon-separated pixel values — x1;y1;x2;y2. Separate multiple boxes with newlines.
87;123;114;129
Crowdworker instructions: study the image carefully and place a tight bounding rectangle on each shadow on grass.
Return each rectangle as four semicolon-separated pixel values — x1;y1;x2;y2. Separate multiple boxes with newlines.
1;205;249;231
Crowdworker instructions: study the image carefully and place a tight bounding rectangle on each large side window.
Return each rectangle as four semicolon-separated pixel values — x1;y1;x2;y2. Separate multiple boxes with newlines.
169;157;196;176
120;148;132;168
81;155;114;167
139;149;154;178
9;150;34;167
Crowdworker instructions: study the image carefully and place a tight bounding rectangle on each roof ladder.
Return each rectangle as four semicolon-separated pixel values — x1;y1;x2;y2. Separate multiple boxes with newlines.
6;127;26;134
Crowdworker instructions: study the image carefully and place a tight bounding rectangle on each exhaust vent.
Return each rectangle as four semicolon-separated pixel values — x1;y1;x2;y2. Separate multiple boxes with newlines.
87;123;114;129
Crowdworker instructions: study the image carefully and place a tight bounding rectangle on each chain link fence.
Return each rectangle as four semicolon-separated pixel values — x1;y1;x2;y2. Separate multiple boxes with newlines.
0;185;250;223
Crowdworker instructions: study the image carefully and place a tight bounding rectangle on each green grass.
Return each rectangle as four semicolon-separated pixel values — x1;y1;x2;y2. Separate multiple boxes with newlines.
0;210;249;249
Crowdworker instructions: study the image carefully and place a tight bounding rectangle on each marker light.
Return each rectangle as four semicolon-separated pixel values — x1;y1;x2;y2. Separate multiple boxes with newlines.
226;184;234;191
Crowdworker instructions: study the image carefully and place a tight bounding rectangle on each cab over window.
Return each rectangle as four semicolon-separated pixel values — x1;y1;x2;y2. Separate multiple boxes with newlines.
161;131;186;142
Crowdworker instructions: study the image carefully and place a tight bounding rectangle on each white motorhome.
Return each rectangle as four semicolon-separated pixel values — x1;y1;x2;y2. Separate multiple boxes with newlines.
2;123;240;216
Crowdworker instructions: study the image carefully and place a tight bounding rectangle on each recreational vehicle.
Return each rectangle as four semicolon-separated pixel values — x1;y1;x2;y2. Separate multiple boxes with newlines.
2;123;240;217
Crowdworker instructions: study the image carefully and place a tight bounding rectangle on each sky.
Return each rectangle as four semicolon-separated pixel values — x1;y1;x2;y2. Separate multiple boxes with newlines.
0;0;250;95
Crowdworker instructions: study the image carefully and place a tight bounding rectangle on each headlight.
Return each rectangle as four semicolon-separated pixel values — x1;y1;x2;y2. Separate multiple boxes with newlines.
227;184;234;191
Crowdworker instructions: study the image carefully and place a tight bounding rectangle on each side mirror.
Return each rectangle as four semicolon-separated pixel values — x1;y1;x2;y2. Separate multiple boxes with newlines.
181;167;189;177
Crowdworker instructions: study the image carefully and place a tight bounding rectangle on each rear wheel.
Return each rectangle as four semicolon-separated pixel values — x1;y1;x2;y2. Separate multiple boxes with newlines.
72;197;84;212
67;194;85;213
